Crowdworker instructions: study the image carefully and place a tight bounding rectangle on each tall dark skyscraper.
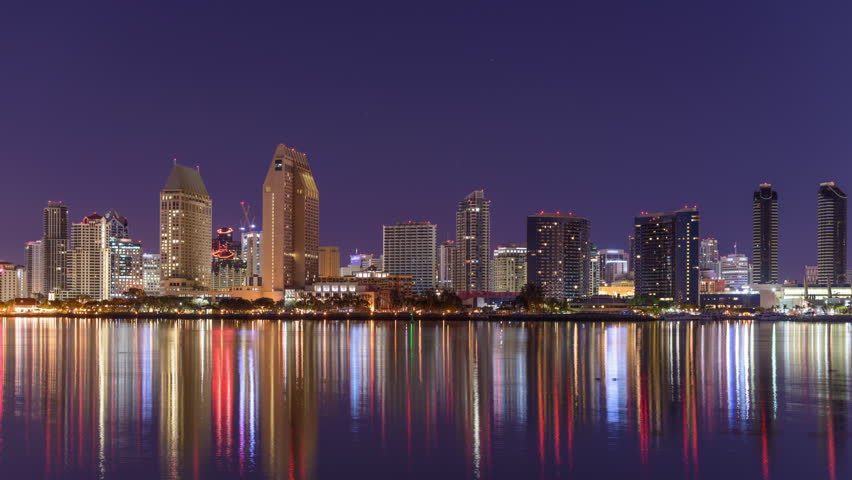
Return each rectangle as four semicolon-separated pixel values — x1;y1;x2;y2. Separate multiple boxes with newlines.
453;190;491;292
752;183;779;284
817;181;847;285
527;212;591;302
42;201;69;296
104;209;129;239
633;208;699;304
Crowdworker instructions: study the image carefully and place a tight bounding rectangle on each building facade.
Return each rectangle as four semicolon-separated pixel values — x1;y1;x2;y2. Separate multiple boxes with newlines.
159;163;213;293
437;240;457;290
453;190;491;292
492;244;527;293
633;208;700;304
143;254;161;295
699;238;720;279
599;249;629;285
752;183;779;284
382;221;436;295
527;212;591;302
720;253;752;292
25;240;44;297
212;227;245;291
109;238;143;297
104;208;129;239
262;144;320;292
319;246;340;278
43;201;69;296
69;214;110;300
241;230;262;286
817;182;847;285
0;262;26;302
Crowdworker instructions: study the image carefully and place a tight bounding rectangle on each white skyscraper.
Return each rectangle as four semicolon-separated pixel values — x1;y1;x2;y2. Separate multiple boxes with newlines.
492;244;527;293
383;222;437;295
143;254;161;295
69;214;110;300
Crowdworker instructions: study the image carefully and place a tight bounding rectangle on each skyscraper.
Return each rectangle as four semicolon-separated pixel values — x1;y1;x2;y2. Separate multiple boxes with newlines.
437;240;457;290
109;238;143;297
143;253;161;295
492;244;527;293
241;230;262;286
590;244;602;295
453;190;491;292
752;183;779;284
25;240;44;297
720;253;752;291
817;182;847;285
633;208;699;304
527;212;591;302
599;249;628;285
42;201;69;296
319;246;340;278
699;238;720;275
383;221;436;295
159;163;213;293
212;227;245;291
262;144;320;292
0;262;26;302
104;208;130;239
69;213;110;300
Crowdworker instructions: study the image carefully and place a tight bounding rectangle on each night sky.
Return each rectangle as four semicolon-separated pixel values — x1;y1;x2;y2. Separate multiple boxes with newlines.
2;1;851;281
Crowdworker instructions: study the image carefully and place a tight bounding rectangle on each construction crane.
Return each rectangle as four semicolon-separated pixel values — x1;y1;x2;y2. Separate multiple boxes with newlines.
239;201;256;232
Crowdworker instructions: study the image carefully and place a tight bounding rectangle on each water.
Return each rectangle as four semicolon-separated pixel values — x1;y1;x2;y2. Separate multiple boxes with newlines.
0;317;849;479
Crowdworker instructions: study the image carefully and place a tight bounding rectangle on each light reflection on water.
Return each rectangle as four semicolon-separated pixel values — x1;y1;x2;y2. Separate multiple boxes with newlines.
0;318;849;479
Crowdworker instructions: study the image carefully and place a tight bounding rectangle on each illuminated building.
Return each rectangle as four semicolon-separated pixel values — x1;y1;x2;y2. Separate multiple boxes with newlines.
42;200;69;296
382;221;436;295
69;213;110;300
24;240;44;297
804;265;818;285
262;144;320;292
340;252;382;276
817;181;847;284
159;163;213;293
319;246;340;278
600;248;628;284
633;208;699;304
241;230;262;286
590;244;602;294
438;240;457;290
103;208;129;239
212;227;245;291
0;261;26;302
752;183;779;284
699;238;720;279
527;212;591;301
453;190;491;292
720;253;752;292
143;253;161;295
109;238;143;297
492;244;526;293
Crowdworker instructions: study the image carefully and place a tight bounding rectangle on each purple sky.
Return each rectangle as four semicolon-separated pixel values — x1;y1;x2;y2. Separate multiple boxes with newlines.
2;1;851;281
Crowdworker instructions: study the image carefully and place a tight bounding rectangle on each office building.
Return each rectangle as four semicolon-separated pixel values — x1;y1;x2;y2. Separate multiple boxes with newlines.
383;221;436;295
104;208;129;239
25;240;44;297
699;238;720;279
817;182;847;284
262;144;320;292
319;246;340;278
437;240;457;290
633;208;700;304
453;190;491;292
241;230;262;286
492;244;527;293
590;244;602;295
752;183;779;284
599;249;628;285
143;254;161;295
720;253;752;292
340;252;381;276
42;201;69;296
109;238;143;297
159;163;213;293
527;212;591;301
212;227;245;291
0;262;26;302
69;213;110;300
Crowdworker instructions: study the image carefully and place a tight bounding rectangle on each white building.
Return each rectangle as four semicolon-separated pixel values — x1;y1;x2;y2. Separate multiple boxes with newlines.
492;244;526;293
0;262;26;302
143;254;161;295
720;253;752;292
70;214;110;300
241;230;262;286
438;240;457;290
25;240;44;297
383;222;436;295
109;238;143;297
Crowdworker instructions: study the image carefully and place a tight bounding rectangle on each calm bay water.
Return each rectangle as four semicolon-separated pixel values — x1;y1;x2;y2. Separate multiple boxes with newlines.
0;318;849;479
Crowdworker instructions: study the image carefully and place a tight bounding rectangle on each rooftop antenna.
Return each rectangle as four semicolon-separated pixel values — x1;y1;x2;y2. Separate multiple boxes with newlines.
734;241;738;255
172;157;177;166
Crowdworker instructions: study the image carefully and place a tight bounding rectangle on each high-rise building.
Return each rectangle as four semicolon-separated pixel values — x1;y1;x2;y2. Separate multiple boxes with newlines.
600;249;629;285
25;240;44;297
804;265;818;285
437;240;457;290
590;244;602;295
69;213;110;300
492;244;527;293
0;262;26;302
42;201;69;296
527;212;591;302
383;221;436;295
633;208;700;304
143;254;161;295
262;144;320;292
752;183;779;284
104;208;129;239
159;163;213;293
241;230;262;286
817;182;847;285
453;190;491;293
699;238;720;279
319;246;340;278
212;227;245;291
109;238;143;297
340;252;382;276
720;253;752;292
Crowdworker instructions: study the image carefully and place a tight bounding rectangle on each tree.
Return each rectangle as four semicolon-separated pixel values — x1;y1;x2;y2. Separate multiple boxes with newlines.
515;283;545;313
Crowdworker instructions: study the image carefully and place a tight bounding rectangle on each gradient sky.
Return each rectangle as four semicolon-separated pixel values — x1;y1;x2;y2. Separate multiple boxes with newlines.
2;1;852;280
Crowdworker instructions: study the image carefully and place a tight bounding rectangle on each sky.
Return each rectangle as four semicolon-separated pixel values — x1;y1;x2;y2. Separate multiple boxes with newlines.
2;1;852;281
